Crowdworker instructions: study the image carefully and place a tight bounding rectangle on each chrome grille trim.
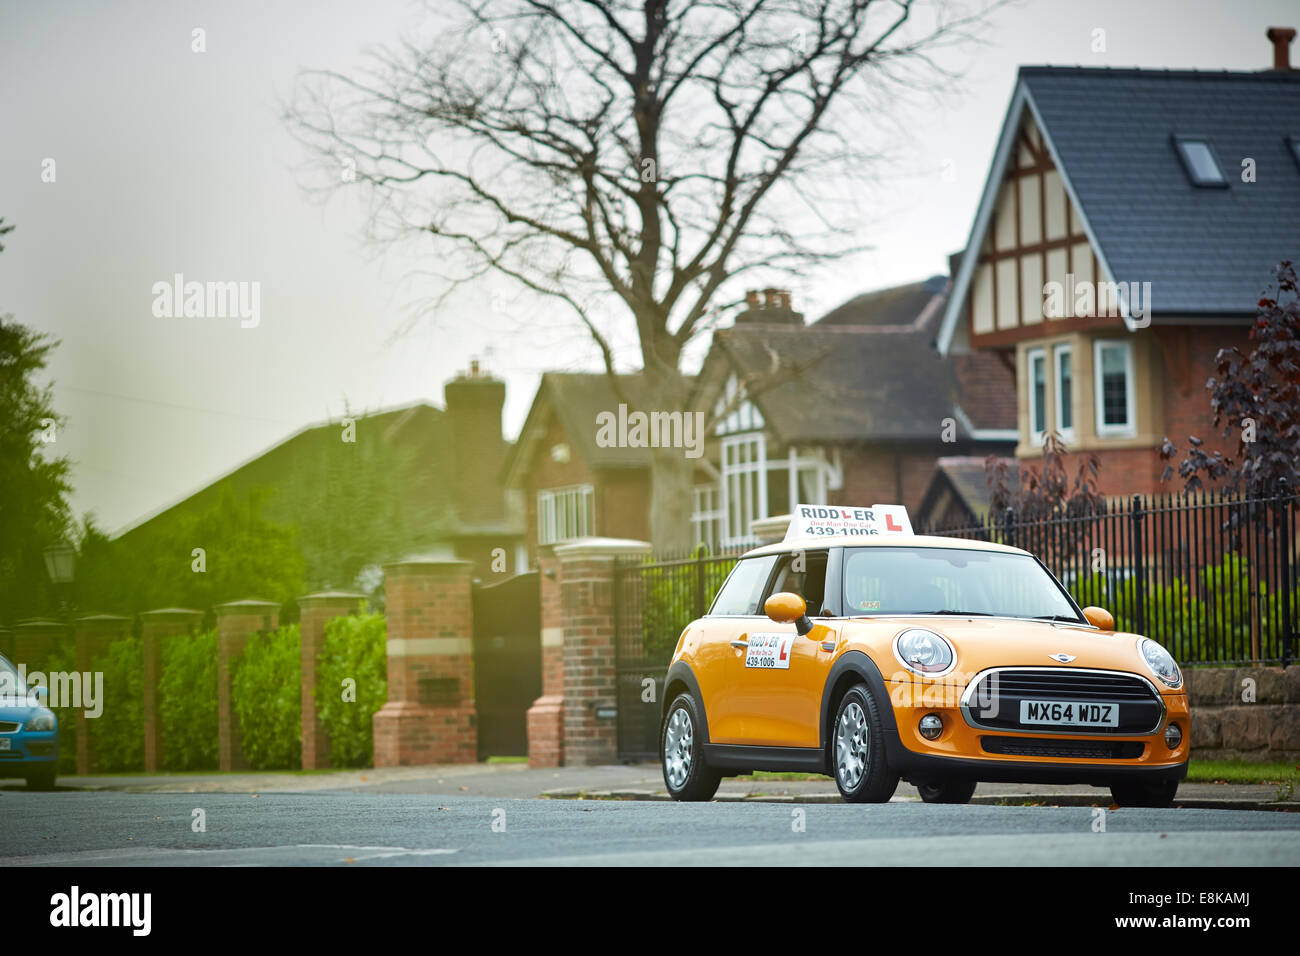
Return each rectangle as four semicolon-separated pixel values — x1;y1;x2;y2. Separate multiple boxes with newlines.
960;666;1166;737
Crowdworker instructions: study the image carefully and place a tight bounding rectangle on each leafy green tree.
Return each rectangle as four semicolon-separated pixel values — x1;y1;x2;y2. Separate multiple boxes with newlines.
0;232;73;620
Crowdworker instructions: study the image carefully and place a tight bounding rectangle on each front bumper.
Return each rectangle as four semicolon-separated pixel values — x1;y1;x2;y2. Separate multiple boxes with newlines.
884;677;1190;786
0;731;59;777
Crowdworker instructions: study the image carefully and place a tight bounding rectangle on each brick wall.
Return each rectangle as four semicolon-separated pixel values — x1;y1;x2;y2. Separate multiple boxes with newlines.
11;619;67;674
214;599;279;772
835;445;956;514
372;560;477;766
139;608;203;771
1186;666;1300;762
526;552;565;767
298;591;366;770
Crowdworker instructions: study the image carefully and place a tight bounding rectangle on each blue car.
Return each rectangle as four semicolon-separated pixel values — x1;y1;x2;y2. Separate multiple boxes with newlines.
0;653;59;789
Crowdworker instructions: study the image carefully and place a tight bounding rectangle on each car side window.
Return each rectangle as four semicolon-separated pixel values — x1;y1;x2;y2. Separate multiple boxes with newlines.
767;550;830;616
708;555;778;616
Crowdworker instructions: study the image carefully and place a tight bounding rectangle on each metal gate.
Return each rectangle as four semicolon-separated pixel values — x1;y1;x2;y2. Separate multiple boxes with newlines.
613;551;741;761
471;571;541;759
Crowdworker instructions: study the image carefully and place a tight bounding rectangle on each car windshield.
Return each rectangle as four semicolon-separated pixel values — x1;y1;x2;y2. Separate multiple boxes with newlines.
842;546;1083;622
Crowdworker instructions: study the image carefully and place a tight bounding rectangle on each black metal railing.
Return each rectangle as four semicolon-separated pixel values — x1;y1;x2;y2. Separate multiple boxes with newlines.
611;490;1298;760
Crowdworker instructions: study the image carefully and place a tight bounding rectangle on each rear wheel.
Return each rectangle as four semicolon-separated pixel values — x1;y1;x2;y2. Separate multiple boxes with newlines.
662;693;722;802
25;765;57;791
916;779;977;804
832;684;899;803
1110;778;1179;808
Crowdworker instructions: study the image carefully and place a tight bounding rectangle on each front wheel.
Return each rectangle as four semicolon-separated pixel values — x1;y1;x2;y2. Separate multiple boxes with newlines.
661;693;721;802
1110;778;1179;808
832;684;899;803
916;779;977;804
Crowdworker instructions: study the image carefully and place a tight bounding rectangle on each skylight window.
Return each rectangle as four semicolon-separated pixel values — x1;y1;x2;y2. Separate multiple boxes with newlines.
1172;136;1227;188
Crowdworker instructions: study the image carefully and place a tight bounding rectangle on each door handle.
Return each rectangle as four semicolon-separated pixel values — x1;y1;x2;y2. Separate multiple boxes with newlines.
729;640;749;649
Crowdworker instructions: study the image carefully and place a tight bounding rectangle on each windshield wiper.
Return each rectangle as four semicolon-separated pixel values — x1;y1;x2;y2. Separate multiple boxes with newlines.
1030;614;1085;623
928;610;995;616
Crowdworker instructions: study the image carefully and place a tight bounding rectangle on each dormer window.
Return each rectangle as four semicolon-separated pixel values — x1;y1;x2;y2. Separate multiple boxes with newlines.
1172;136;1227;188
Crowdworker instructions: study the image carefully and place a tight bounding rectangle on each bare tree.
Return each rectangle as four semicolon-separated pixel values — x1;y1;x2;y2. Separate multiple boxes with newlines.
286;0;1000;551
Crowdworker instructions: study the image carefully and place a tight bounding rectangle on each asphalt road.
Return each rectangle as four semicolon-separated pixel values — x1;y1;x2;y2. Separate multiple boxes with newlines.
2;790;1298;865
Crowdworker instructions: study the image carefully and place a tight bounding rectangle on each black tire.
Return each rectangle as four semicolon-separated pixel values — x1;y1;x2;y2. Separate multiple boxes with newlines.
1110;778;1179;808
661;693;722;802
25;765;57;791
831;683;899;803
916;779;977;804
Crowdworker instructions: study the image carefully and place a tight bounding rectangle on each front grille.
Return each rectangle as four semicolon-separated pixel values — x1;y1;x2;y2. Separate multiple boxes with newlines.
0;721;18;732
963;668;1163;735
982;736;1144;760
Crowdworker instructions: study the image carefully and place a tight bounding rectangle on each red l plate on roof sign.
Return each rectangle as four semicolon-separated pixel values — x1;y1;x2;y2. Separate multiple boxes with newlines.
785;503;913;541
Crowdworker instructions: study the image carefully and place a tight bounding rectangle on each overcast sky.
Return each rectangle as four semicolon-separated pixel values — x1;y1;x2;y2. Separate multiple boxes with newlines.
2;0;1295;534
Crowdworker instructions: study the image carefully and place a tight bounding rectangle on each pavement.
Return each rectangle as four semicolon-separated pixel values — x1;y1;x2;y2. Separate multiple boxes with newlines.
1;790;1298;866
4;761;1294;811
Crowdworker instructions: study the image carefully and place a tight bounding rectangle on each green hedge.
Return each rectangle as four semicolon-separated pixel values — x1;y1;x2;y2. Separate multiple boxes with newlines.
43;639;78;775
158;629;219;770
315;613;386;767
87;636;143;772
231;624;301;769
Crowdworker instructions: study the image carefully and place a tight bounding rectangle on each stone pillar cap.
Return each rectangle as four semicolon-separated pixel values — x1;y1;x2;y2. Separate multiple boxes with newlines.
299;590;368;604
554;537;653;560
14;618;66;628
382;557;473;571
750;513;791;543
213;599;281;615
74;613;131;623
141;607;204;617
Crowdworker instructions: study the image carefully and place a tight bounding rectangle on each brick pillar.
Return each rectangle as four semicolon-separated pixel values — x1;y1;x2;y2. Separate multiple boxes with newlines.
526;551;565;767
214;599;279;772
372;560;476;766
298;591;366;770
555;538;651;767
74;614;131;775
11;618;68;674
139;608;203;772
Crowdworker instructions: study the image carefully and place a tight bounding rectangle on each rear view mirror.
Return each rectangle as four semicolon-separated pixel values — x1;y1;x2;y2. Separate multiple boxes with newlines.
764;592;814;636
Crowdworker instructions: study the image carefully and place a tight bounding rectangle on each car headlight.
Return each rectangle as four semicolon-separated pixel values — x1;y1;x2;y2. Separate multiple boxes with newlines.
1139;638;1182;688
26;710;56;732
894;628;956;676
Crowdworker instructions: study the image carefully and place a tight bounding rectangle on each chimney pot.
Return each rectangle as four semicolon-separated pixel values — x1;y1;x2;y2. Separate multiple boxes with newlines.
1267;26;1296;71
745;290;761;308
470;359;480;377
763;288;779;307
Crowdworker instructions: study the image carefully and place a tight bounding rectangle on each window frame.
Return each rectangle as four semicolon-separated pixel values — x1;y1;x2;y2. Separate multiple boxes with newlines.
536;483;594;546
1093;339;1137;438
1026;346;1048;445
1171;135;1228;189
1053;343;1075;443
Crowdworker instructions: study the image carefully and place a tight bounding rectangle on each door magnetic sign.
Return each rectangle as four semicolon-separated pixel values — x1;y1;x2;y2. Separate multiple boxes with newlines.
745;632;795;669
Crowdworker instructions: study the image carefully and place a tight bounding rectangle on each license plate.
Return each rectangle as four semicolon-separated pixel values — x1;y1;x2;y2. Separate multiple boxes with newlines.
1019;699;1118;727
0;738;9;750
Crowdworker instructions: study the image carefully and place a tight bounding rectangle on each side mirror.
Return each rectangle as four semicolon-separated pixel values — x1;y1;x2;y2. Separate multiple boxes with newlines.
764;592;814;637
1082;606;1115;631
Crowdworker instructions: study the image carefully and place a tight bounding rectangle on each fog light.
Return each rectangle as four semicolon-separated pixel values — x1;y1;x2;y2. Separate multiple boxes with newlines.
1164;722;1182;749
919;714;943;740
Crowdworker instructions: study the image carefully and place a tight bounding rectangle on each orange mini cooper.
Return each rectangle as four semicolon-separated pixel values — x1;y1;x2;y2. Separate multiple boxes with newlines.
659;529;1189;807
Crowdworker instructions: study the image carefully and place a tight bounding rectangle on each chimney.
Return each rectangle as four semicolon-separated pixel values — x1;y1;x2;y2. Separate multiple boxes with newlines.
1267;26;1295;71
736;288;804;325
444;365;507;526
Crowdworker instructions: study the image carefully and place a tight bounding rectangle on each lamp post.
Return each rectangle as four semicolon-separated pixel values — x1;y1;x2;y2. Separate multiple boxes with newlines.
42;539;77;619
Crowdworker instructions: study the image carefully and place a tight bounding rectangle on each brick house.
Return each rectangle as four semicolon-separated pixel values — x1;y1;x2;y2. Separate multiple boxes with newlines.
934;31;1300;494
115;362;524;587
688;285;1017;549
503;372;664;567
